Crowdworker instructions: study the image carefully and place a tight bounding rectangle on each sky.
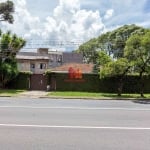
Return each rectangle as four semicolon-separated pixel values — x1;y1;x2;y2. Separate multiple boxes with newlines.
0;0;150;51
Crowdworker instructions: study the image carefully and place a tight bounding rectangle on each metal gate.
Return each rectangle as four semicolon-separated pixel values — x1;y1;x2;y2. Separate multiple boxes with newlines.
30;74;47;90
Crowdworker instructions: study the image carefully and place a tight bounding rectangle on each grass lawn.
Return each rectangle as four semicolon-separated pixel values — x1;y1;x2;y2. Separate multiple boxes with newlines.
48;91;150;99
0;89;25;97
0;90;150;99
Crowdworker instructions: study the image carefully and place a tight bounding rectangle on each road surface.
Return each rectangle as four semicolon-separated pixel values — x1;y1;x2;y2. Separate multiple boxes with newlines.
0;97;150;150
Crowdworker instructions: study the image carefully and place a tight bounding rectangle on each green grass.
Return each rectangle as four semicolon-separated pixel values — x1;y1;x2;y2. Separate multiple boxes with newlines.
0;89;25;97
1;90;150;99
48;91;150;99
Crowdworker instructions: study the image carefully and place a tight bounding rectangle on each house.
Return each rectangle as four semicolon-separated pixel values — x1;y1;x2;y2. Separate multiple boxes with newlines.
16;48;62;74
17;53;49;74
16;48;94;90
16;48;83;74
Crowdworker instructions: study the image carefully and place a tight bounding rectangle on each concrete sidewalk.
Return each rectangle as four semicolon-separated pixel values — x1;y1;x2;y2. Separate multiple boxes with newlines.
18;91;48;98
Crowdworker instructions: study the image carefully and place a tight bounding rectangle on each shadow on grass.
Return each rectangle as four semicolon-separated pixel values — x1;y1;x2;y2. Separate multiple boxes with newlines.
101;93;150;104
0;89;24;95
100;93;139;99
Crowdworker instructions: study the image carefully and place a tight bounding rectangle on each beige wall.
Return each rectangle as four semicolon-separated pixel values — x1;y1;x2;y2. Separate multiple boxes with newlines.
17;60;30;72
17;60;48;74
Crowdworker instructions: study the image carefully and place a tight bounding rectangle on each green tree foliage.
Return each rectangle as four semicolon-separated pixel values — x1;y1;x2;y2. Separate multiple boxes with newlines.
97;51;112;66
77;38;99;64
0;31;26;88
124;30;150;97
0;0;14;24
102;24;144;58
77;24;144;63
100;58;131;96
0;1;26;88
93;50;112;73
77;24;150;97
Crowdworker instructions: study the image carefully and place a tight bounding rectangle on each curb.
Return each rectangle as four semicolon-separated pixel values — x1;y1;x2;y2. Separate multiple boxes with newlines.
1;95;150;101
39;96;150;101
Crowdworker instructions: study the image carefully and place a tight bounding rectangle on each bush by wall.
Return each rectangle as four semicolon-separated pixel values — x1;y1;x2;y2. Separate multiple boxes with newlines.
123;75;150;93
49;73;150;93
49;73;100;92
7;72;150;93
7;72;30;89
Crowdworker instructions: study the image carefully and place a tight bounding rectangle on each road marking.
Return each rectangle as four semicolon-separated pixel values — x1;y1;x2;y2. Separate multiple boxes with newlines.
0;106;150;111
0;124;150;130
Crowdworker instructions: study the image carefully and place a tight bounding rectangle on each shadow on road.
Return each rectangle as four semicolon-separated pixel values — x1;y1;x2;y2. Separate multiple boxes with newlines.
132;99;150;104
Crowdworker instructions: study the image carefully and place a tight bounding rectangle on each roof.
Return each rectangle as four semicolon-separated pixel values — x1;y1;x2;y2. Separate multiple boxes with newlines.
51;63;94;73
16;55;49;60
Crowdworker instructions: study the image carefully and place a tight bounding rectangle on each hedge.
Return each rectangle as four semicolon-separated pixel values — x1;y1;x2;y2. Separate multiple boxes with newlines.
49;73;150;93
51;73;100;92
7;72;30;89
7;72;150;93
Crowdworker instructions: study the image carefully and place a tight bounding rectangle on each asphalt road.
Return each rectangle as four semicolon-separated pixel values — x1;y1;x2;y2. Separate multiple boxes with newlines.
0;97;150;150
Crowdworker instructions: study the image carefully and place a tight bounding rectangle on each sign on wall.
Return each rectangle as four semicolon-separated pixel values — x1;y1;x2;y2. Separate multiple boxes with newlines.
64;67;85;82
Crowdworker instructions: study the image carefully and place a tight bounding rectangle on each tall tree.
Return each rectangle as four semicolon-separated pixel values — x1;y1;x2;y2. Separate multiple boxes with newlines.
93;50;112;73
0;31;26;88
100;58;131;96
0;0;14;24
124;30;150;97
97;24;145;58
77;38;99;64
77;24;145;63
0;1;25;88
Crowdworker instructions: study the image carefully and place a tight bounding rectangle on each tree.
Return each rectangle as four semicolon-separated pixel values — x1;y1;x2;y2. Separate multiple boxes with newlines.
93;50;112;73
0;31;26;88
124;31;150;97
98;24;145;58
77;24;145;63
100;58;131;96
77;38;99;64
0;0;14;24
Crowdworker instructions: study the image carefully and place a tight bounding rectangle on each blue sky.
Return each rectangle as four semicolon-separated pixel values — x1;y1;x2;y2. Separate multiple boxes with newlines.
1;0;150;50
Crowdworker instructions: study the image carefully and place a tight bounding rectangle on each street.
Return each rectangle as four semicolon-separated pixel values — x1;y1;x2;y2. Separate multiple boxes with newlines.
0;97;150;150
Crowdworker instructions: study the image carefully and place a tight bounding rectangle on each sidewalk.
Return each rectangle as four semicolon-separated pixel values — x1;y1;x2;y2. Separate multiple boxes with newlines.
18;91;48;98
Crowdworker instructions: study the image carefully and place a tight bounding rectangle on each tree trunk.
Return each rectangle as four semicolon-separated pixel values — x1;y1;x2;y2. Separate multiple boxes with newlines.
118;78;123;97
139;72;144;98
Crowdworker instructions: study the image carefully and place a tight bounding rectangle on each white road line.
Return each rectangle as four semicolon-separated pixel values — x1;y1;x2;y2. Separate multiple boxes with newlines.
0;106;150;111
0;124;150;130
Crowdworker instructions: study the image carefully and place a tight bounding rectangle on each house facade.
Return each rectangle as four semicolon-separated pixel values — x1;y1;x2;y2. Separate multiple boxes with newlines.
16;48;83;74
15;48;95;91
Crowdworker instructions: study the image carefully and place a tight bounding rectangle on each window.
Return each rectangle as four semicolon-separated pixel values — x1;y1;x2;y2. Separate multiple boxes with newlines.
57;56;62;62
40;63;46;69
30;64;35;69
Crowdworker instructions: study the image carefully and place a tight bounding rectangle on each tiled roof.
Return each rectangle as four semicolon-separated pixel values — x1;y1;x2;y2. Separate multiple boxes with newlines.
16;52;50;60
51;63;94;73
16;55;49;60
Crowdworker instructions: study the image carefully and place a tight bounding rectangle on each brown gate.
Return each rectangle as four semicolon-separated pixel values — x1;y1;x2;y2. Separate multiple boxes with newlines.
30;74;47;90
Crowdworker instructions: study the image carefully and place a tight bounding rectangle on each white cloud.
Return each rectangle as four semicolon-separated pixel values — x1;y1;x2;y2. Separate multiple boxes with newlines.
0;0;106;50
70;10;105;39
16;0;26;8
104;9;114;20
0;0;7;2
1;0;41;38
45;0;105;41
1;0;150;51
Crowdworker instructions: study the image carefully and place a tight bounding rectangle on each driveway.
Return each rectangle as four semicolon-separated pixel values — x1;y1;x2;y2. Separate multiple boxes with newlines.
18;90;48;98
